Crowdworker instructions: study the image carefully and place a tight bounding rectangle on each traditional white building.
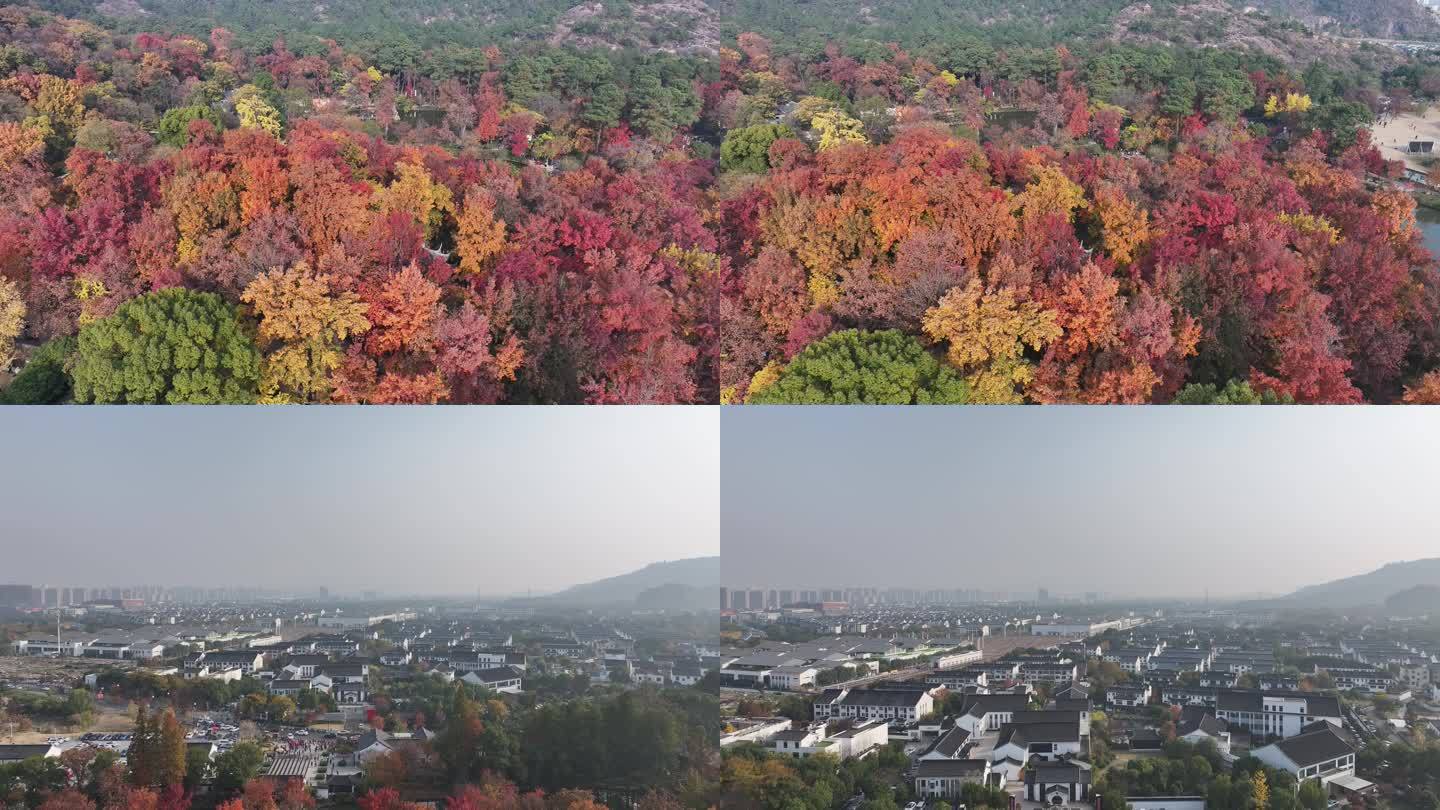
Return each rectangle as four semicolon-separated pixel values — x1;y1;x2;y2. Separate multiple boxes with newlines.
12;636;89;656
1251;722;1358;786
1019;661;1079;685
460;665;523;693
914;759;992;800
918;727;972;762
1107;683;1152;708
771;720;889;760
954;693;1031;734
193;651;265;674
720;717;792;748
1214;690;1341;740
451;650;524;673
281;655;328;679
1024;761;1091;805
333;682;368;705
1321;667;1395;693
766;665;818;690
1177;710;1232;757
813;687;934;724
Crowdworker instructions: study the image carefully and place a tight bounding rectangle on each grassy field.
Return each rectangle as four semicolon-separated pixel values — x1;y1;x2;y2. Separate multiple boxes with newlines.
0;702;137;743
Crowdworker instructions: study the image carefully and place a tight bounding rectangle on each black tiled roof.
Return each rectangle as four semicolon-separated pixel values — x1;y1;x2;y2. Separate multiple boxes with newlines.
1026;762;1092;785
915;759;988;778
1271;724;1355;767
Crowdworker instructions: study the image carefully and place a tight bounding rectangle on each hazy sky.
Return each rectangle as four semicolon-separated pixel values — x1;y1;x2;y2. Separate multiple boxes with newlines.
722;408;1440;599
0;408;718;596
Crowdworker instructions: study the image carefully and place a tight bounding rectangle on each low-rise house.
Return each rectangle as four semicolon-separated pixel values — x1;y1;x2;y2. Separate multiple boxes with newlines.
1052;684;1089;701
1151;650;1210;673
771;719;888;760
978;662;1021;682
186;664;245;682
307;635;362;655
1251;722;1357;786
1211;651;1275;674
1178;708;1232;756
990;722;1082;780
460;665;523;693
195;651;265;674
1161;685;1218;707
954;693;1031;734
264;754;320;785
321;663;368;684
1105;650;1149;673
766;665;818;690
1256;673;1299;691
1198;671;1238;688
601;659;634;682
1108;683;1152;707
541;639;588;658
379;650;412;666
927;668;988;690
1024;761;1092;804
918;726;972;761
282;655;329;679
451;650;521;673
0;744;60;762
721;717;792;748
1129;730;1165;751
672;662;705;686
1019;661;1078;685
333;682;368;705
84;638;166;660
813;686;934;724
268;679;314;697
914;759;993;800
11;635;90;656
1215;690;1341;740
1321;666;1394;693
354;729;436;765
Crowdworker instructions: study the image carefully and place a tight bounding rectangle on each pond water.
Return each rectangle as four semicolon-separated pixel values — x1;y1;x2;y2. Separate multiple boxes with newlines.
986;109;1039;130
1418;204;1440;257
404;107;446;127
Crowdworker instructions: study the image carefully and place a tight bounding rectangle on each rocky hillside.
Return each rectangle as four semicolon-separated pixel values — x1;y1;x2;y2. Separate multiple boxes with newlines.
1254;0;1440;41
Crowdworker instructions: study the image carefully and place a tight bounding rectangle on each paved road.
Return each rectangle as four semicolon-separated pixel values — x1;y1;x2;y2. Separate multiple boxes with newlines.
1343;37;1440;52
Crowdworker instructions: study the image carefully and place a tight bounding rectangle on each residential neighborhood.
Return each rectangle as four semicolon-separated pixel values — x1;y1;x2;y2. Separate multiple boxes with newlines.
2;584;717;807
722;589;1440;810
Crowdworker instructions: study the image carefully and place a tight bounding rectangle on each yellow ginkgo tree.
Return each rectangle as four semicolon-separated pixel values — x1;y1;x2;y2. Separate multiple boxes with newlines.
234;84;283;137
922;278;1062;403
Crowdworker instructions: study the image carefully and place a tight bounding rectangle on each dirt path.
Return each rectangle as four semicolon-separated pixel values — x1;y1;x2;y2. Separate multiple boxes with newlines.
1372;106;1440;172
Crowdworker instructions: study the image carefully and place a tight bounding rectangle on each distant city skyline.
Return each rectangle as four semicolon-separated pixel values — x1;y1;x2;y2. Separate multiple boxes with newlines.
722;408;1440;599
0;408;718;595
0;582;629;602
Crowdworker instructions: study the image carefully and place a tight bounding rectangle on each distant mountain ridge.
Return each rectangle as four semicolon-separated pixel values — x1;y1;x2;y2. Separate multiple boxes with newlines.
1281;558;1440;608
1385;584;1440;615
539;556;718;606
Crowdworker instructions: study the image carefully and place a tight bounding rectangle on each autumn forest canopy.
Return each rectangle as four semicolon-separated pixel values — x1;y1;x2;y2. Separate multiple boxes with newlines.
5;0;1440;402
